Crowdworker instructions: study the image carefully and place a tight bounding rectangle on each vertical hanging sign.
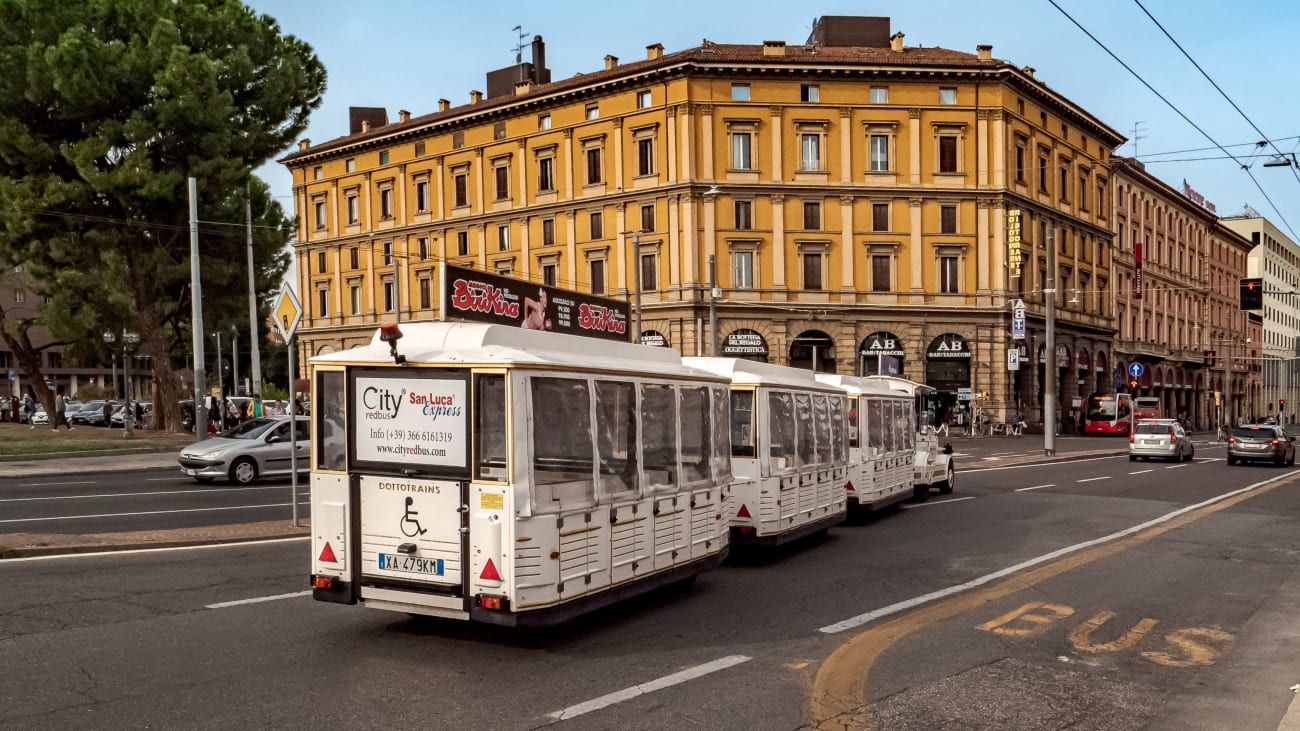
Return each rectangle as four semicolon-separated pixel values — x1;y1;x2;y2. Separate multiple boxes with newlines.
1133;240;1144;300
1006;208;1023;279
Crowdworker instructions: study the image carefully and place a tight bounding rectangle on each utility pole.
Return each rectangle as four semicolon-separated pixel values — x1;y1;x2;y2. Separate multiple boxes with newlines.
188;177;207;441
231;329;240;397
631;233;642;340
214;332;224;429
708;254;718;356
1044;234;1057;456
245;193;262;398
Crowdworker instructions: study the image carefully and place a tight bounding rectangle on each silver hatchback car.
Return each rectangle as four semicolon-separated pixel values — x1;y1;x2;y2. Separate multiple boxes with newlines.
1129;419;1194;462
178;416;309;484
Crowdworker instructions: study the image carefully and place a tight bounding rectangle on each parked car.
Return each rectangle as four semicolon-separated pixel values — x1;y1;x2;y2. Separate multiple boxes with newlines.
71;399;117;426
110;401;151;428
1128;419;1194;462
1227;425;1296;466
177;415;310;484
30;404;48;425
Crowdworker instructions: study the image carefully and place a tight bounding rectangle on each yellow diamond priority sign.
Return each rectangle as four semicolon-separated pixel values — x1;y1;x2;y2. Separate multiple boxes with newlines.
273;283;303;342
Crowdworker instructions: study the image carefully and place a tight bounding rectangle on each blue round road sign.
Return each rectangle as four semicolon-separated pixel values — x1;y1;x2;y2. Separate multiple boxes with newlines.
1128;362;1144;378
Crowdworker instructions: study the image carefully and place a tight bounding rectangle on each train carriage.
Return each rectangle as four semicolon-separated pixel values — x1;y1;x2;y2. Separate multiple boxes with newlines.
309;322;734;626
867;375;955;498
684;357;850;545
815;374;915;512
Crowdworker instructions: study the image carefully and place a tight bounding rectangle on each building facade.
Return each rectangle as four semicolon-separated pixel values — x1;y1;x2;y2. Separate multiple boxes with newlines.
1223;215;1297;422
280;17;1124;427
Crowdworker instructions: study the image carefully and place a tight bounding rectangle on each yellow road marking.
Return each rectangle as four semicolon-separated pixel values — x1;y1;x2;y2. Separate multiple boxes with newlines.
809;473;1298;730
1068;611;1159;654
1142;627;1233;668
975;601;1075;637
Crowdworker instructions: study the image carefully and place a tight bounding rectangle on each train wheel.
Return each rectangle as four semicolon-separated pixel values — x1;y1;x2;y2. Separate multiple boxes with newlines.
936;464;955;494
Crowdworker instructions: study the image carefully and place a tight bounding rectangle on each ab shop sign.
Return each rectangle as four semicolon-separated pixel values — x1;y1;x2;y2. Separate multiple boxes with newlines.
353;375;468;471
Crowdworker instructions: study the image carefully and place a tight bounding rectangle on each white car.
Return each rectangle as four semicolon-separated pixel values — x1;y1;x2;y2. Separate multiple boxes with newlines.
178;415;310;484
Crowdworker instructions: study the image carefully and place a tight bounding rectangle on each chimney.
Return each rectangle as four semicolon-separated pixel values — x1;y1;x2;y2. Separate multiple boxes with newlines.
470;90;483;104
361;120;370;133
531;35;547;78
977;44;992;60
514;80;533;96
762;40;786;57
298;139;311;151
604;54;618;70
646;43;663;60
438;98;451;112
1022;66;1036;79
398;109;411;123
890;32;904;52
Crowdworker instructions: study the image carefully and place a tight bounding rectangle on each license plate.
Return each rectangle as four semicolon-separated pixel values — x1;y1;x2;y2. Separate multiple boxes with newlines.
1142;440;1158;446
183;468;197;476
378;553;445;576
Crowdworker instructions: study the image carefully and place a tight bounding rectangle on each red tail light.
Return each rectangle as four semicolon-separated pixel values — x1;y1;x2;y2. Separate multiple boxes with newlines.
312;576;333;590
1169;429;1177;442
1271;439;1279;445
1228;437;1236;444
1129;432;1135;443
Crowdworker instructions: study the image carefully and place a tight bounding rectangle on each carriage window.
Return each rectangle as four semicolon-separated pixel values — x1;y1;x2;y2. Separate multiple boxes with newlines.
794;393;815;468
594;380;638;499
711;387;733;483
731;390;756;458
475;374;507;481
903;401;915;452
768;391;796;473
847;397;859;449
813;395;833;466
679;386;711;485
832;392;852;460
867;399;885;454
315;370;345;471
530;377;596;512
640;384;679;493
894;401;909;453
886;400;899;453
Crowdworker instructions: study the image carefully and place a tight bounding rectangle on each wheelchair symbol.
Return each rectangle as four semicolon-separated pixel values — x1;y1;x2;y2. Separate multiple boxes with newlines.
400;496;428;537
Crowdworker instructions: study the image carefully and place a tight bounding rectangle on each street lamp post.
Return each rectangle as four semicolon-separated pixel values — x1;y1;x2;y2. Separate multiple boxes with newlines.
103;329;139;438
213;331;224;429
1044;235;1057;456
631;233;642;341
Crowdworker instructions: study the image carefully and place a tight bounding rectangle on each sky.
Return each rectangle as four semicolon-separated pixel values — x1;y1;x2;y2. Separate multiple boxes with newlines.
248;0;1300;251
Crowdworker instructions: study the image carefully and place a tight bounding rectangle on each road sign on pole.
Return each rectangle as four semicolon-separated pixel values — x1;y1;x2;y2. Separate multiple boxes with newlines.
273;284;303;342
1012;318;1026;339
1008;348;1020;371
1128;362;1144;379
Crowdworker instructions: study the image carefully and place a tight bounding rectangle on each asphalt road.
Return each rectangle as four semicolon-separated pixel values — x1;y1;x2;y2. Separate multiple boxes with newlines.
0;469;309;535
3;440;1299;729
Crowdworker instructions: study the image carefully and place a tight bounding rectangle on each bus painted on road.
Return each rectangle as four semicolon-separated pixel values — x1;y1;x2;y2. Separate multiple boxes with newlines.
1084;392;1135;435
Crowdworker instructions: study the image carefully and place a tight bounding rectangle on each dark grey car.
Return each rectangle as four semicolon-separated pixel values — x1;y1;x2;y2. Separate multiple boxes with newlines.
1227;425;1296;466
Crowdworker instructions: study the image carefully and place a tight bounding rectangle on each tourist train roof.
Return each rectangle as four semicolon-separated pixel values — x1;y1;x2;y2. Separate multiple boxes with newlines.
815;374;910;399
683;357;845;392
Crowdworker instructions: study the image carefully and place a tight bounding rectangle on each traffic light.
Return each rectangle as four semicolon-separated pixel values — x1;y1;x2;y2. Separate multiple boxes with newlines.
1240;277;1263;310
1205;350;1216;367
1129;379;1138;391
1281;398;1287;413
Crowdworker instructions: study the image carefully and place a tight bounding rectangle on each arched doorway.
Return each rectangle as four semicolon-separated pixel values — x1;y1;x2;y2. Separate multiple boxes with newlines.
721;329;769;363
789;330;836;373
926;333;971;425
859;331;904;377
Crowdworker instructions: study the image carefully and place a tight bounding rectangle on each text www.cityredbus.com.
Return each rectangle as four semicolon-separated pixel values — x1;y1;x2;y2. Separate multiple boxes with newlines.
375;444;448;457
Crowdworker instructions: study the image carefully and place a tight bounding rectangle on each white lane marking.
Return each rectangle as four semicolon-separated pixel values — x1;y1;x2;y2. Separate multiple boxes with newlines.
1165;464;1188;469
961;455;1126;474
1077;476;1111;483
901;497;975;510
1129;469;1153;475
146;477;190;482
1196;458;1223;463
1014;484;1056;492
0;536;309;564
0;485;285;503
547;655;752;721
980;456;1003;461
206;590;312;609
16;480;96;487
819;469;1300;634
0;502;292;524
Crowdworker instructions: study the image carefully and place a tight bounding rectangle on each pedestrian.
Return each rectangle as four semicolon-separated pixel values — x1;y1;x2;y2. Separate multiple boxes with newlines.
293;396;305;415
24;394;35;428
9;395;16;423
247;394;264;420
53;388;73;431
102;400;112;428
268;399;284;416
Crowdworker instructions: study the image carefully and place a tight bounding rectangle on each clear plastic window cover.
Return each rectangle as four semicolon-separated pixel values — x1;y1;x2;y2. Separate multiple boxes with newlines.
316;371;346;471
731;389;756;457
768;390;797;472
867;398;885;452
679;386;711;486
530;377;596;513
794;393;815;467
595;380;637;499
475;374;507;478
641;383;679;493
830;396;847;461
813;395;833;464
711;387;733;484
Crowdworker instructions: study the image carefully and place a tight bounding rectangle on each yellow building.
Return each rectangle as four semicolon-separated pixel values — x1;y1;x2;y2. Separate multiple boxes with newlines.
281;16;1125;426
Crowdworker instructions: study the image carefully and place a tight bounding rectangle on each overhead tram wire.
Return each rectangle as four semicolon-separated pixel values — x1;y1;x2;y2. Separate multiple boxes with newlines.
1134;0;1300;189
1046;0;1299;242
1140;135;1300;158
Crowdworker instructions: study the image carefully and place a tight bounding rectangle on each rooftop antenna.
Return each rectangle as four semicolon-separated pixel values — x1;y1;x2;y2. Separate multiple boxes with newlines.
512;25;527;64
1131;121;1147;160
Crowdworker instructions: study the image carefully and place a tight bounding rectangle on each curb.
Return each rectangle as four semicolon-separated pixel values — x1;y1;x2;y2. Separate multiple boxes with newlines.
0;530;310;559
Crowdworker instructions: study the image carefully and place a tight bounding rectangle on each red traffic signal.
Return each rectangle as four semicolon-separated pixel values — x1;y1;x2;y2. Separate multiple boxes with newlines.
1240;277;1263;310
1129;379;1138;390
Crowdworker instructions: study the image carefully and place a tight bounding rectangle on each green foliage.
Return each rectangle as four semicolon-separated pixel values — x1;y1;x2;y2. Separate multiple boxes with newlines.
0;0;326;429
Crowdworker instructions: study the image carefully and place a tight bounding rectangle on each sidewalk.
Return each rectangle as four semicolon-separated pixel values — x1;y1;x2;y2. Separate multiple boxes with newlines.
3;451;177;477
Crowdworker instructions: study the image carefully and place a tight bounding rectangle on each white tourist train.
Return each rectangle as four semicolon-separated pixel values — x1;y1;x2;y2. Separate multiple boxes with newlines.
684;357;851;545
307;324;957;626
814;374;917;512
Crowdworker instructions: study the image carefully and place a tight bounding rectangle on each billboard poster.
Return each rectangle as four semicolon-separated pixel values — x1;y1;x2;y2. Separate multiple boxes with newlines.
352;373;468;472
1133;241;1143;300
441;263;630;342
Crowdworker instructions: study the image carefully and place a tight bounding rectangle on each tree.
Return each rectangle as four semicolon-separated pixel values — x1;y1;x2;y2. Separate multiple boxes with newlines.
0;0;325;431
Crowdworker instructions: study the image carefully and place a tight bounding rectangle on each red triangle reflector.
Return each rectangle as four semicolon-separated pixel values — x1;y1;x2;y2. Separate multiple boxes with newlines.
845;480;856;492
480;558;502;582
318;542;337;563
737;504;751;519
